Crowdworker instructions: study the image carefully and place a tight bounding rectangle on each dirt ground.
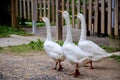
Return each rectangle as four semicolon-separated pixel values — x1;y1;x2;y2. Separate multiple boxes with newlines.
0;51;120;80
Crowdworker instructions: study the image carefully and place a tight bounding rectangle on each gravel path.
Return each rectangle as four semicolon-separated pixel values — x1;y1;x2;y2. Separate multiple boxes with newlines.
0;52;120;80
0;27;120;80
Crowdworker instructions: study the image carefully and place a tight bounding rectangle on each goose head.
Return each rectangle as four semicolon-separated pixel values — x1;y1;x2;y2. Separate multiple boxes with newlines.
58;10;69;21
76;13;84;21
40;17;49;24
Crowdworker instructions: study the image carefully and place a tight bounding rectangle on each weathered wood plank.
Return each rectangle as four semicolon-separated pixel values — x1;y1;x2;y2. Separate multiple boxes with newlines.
77;0;81;29
48;0;50;20
62;0;65;26
52;0;55;24
88;0;92;32
27;0;30;20
101;0;105;34
19;0;22;18
114;0;119;36
72;0;75;28
56;0;62;40
44;0;46;17
39;0;42;21
23;0;26;19
94;0;98;32
16;0;18;17
11;0;17;28
107;0;112;35
83;0;86;19
67;0;69;13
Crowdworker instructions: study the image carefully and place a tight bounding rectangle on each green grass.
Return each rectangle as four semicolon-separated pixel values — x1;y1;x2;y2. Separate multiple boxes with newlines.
0;39;120;62
110;55;120;62
100;45;120;53
0;39;44;54
23;21;45;27
0;25;31;38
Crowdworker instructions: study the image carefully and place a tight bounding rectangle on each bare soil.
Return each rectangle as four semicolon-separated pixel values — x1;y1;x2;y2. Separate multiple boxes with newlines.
0;51;120;80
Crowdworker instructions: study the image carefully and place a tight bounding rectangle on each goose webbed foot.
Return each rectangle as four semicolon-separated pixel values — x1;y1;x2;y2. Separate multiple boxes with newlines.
52;62;58;70
57;62;63;71
86;61;94;69
89;61;94;69
69;69;80;77
69;64;80;77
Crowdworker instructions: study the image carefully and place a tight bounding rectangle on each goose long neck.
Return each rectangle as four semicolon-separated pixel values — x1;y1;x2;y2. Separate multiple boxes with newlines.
45;21;52;41
79;16;86;42
65;17;73;43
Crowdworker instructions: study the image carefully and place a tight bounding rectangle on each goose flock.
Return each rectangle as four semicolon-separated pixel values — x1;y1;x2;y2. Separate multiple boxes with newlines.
40;11;115;77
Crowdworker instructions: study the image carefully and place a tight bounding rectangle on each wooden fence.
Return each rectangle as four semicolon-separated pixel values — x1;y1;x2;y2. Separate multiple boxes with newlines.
16;0;120;37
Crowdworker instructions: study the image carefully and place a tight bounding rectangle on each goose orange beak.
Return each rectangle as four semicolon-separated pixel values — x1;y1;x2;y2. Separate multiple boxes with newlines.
74;15;77;17
39;17;43;21
58;10;64;13
39;17;43;19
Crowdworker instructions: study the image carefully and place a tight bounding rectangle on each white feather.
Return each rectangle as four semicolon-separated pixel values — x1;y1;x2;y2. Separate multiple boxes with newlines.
42;17;65;62
62;11;92;68
77;13;112;62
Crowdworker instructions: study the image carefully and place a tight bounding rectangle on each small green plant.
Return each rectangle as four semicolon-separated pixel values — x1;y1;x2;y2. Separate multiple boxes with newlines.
57;40;64;46
0;39;44;54
110;55;120;62
100;45;120;53
28;39;44;50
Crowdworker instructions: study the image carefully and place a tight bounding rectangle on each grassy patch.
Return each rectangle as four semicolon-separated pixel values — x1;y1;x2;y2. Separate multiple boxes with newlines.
110;55;120;62
0;39;44;55
0;25;31;38
0;39;120;62
100;45;120;53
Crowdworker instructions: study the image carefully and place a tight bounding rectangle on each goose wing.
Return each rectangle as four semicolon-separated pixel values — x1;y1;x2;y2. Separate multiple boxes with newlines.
62;43;89;60
78;40;108;56
44;41;63;55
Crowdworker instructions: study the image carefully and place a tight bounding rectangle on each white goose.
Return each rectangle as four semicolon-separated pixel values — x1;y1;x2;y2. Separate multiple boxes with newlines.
40;17;65;71
59;10;92;77
76;13;112;69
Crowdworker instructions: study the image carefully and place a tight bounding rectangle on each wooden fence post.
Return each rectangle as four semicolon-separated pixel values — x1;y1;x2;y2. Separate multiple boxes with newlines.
56;0;62;40
114;0;119;36
77;0;81;29
23;0;26;19
94;0;98;33
44;0;46;17
32;0;37;33
101;0;105;34
27;0;30;20
52;0;55;24
107;0;112;35
72;0;75;28
88;0;92;32
11;0;17;28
